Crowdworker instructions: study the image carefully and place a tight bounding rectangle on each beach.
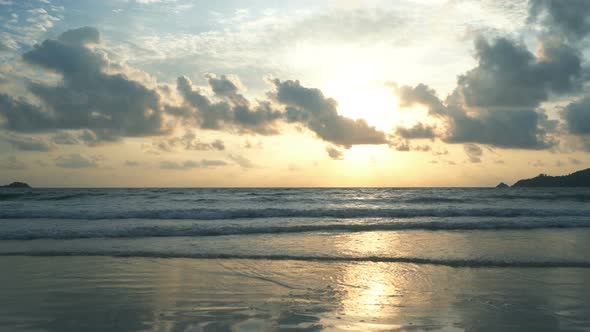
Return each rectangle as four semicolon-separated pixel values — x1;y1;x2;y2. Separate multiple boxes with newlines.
2;188;590;331
1;256;589;331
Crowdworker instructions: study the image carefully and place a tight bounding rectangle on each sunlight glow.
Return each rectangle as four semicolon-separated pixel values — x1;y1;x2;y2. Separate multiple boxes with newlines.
328;81;398;132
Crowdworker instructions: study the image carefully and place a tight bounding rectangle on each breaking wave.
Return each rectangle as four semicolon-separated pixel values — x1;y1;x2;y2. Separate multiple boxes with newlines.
1;207;589;220
2;251;589;268
2;218;590;240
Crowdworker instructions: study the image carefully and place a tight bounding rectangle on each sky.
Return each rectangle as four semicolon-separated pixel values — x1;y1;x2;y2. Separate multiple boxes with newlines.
0;0;589;187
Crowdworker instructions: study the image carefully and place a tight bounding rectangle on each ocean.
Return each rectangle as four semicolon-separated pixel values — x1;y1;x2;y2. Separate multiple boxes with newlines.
1;187;590;331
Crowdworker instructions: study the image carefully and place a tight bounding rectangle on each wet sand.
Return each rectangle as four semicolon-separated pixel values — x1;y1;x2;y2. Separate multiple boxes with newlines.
1;256;589;331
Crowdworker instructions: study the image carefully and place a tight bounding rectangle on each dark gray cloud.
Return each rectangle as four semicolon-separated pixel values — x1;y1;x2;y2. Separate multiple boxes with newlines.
529;0;590;40
272;79;388;148
207;75;249;107
1;27;400;150
3;134;54;151
395;122;436;140
562;96;590;135
464;144;483;163
159;159;227;170
0;94;55;132
0;27;169;143
326;146;344;160
400;84;553;149
55;153;98;169
397;84;446;115
176;75;282;135
396;36;566;150
57;26;101;46
457;37;582;110
176;76;231;130
395;4;590;152
445;108;553;149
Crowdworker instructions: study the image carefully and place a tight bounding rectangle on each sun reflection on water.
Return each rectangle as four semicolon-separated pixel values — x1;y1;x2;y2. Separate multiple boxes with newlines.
322;231;407;330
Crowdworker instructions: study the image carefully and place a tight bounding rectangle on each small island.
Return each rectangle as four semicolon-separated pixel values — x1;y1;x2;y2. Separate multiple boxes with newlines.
496;182;509;188
0;182;32;189
507;168;590;187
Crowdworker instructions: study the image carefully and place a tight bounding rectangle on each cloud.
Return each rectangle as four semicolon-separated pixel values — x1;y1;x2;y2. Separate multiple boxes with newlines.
570;157;583;165
413;144;431;152
3;134;54;151
2;27;400;151
175;75;282;135
396;37;566;150
0;155;26;170
147;130;226;153
390;139;431;152
228;154;255;168
0;94;55;132
244;139;263;149
432;148;449;156
445;107;553;149
77;129;119;146
457;37;582;110
52;131;79;145
395;122;436;140
393;141;410;152
0;27;169;143
272;79;388;148
169;130;225;151
57;26;100;46
562;96;590;135
326;146;344;160
464;143;483;163
55;153;98;168
529;0;590;41
159;159;227;170
398;84;554;148
207;74;248;106
125;160;141;167
397;84;446;115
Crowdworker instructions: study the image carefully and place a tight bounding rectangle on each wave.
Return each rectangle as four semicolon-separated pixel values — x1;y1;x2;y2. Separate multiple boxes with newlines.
1;207;589;220
0;192;108;201
403;197;468;204
3;218;590;240
1;251;589;268
4;189;590;204
486;193;590;202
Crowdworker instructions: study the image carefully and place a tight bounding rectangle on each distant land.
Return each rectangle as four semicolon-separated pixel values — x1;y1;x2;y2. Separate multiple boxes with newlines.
506;168;590;188
0;182;32;189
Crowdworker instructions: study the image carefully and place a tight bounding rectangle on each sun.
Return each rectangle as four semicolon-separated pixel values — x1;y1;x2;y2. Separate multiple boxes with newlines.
285;42;401;133
325;81;399;132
